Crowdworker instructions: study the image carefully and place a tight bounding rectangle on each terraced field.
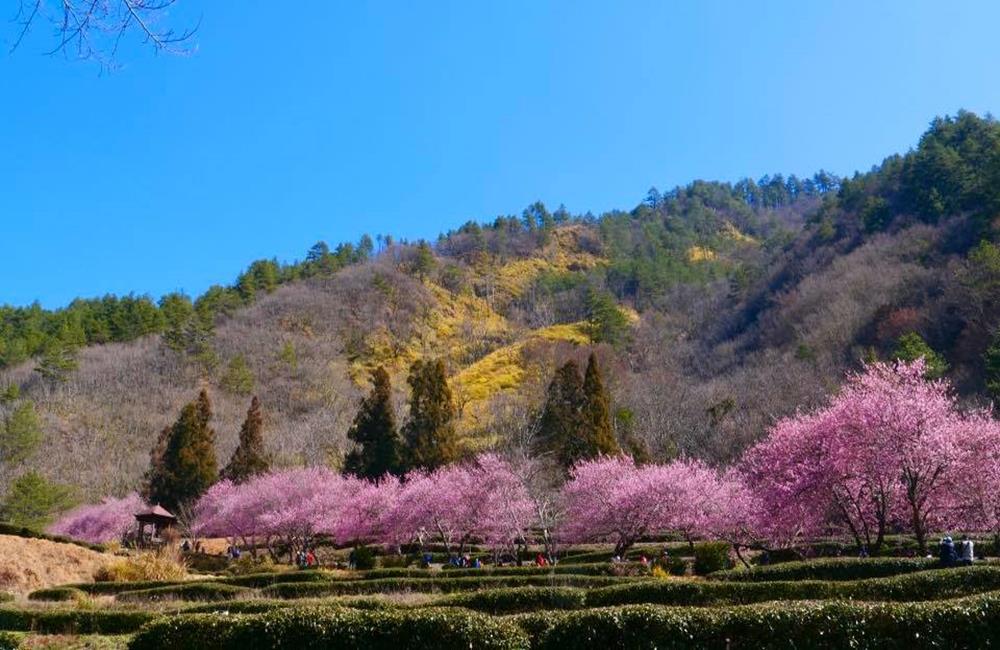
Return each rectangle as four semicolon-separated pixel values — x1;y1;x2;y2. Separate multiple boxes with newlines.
3;552;1000;649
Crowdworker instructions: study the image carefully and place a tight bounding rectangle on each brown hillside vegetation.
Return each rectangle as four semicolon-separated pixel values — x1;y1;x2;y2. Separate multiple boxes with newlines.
0;535;111;594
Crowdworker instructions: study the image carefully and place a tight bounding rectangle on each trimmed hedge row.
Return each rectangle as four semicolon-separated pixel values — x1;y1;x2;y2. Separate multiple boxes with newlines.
27;587;86;602
443;587;587;614
261;575;631;599
0;522;105;553
710;557;942;582
0;596;11;605
531;596;1000;649
0;608;157;634
363;562;649;580
69;580;186;596
442;566;1000;613
219;569;333;589
0;632;21;650
129;607;530;650
126;593;1000;649
116;582;252;603
182;597;398;615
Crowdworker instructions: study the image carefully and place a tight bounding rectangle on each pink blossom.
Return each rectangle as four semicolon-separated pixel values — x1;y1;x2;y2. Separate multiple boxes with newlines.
48;493;146;544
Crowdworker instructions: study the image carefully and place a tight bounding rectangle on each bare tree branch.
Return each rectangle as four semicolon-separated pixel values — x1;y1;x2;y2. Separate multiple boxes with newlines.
9;0;198;68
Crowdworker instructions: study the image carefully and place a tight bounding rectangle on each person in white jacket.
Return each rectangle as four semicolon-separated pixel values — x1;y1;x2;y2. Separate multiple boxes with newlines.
959;534;975;565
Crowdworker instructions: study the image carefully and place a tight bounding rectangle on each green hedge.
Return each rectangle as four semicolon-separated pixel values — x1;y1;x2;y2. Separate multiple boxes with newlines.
0;596;11;605
710;557;941;582
116;582;252;603
361;562;648;580
129;607;530;650
0;631;21;650
441;566;1000;612
533;596;1000;649
27;587;86;602
0;522;106;553
442;587;587;614
0;608;157;634
261;575;630;599
68;580;187;596
218;569;332;589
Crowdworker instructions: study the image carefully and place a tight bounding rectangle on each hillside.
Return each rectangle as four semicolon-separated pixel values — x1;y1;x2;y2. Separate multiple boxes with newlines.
3;112;1000;504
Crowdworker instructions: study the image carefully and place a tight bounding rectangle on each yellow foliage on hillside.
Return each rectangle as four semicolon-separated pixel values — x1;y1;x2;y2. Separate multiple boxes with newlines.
722;222;758;245
450;321;590;431
687;246;717;262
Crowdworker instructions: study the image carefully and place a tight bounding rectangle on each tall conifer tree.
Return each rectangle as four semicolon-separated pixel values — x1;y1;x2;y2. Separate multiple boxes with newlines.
402;359;459;471
143;389;218;510
537;359;587;469
582;352;621;458
345;367;402;479
220;396;270;484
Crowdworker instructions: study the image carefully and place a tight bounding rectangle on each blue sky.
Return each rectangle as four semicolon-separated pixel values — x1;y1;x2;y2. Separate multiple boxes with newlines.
2;0;1000;308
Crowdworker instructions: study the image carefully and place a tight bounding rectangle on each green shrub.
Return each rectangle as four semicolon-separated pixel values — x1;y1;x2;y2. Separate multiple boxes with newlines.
219;569;332;589
261;575;629;599
0;595;11;605
0;522;105;553
182;600;293;615
441;587;587;614
0;608;157;634
585;566;1000;608
710;556;940;582
128;607;530;650
692;542;732;575
358;562;642;580
68;580;183;596
0;631;21;650
27;587;87;602
116;582;251;603
353;546;377;570
378;554;412;569
534;596;1000;649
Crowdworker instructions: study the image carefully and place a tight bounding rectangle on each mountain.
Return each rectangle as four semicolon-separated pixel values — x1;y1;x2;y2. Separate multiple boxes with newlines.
3;111;1000;501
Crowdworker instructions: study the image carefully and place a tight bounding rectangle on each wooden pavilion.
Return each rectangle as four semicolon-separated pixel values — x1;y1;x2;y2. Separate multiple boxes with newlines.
133;504;177;548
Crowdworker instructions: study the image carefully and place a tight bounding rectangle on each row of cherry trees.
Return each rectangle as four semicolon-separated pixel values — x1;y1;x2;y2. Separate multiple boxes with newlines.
50;361;1000;557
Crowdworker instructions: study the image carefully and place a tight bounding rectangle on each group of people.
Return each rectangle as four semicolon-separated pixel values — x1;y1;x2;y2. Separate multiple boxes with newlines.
448;554;482;568
938;535;975;566
296;548;318;569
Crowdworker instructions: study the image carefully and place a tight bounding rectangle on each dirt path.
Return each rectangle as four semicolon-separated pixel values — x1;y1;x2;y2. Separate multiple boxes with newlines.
0;535;112;595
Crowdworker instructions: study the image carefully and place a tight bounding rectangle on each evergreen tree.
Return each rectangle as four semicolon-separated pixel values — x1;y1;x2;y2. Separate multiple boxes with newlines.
220;396;270;484
344;367;402;479
412;241;437;281
585;289;630;346
582;352;621;458
402;359;459;471
893;332;948;379
0;471;76;528
536;360;588;469
0;401;43;469
143;390;218;510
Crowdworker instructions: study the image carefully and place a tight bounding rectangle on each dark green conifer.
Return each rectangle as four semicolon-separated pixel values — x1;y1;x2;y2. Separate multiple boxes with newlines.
402;359;459;471
582;352;621;458
143;389;218;510
220;396;270;484
537;359;587;469
345;367;402;479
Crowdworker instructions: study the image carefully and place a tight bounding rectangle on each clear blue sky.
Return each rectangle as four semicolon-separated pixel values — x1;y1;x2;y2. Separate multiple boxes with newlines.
3;0;1000;308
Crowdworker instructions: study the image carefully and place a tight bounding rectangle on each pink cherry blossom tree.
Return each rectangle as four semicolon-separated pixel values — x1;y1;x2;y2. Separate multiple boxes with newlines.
48;493;146;544
743;360;966;553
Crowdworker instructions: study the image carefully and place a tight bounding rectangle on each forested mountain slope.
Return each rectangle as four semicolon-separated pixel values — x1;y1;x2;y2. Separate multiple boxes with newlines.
3;111;1000;501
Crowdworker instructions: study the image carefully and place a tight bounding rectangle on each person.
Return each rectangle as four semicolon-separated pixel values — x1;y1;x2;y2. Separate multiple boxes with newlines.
181;539;191;552
306;549;317;567
640;555;649;566
939;536;957;567
472;557;482;568
858;544;869;559
348;549;357;570
959;535;974;565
